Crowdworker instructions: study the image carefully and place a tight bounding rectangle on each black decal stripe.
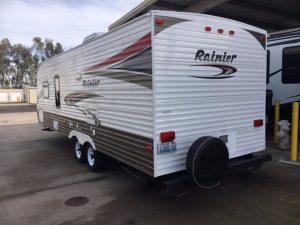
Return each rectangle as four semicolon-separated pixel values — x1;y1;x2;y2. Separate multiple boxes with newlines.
270;35;300;42
190;64;237;77
64;92;102;106
111;68;152;74
189;76;234;79
213;65;237;76
244;29;266;50
268;38;300;47
154;16;190;35
85;33;151;71
287;94;300;99
83;70;152;89
270;30;300;39
42;111;154;176
269;69;282;77
111;47;152;75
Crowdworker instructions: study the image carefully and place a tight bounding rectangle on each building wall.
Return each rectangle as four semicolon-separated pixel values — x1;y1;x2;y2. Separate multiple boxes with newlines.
0;88;37;104
23;88;37;104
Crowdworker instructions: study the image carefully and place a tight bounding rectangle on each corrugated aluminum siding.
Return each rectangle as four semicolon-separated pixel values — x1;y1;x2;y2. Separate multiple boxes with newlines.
37;14;155;175
37;14;152;138
152;11;266;176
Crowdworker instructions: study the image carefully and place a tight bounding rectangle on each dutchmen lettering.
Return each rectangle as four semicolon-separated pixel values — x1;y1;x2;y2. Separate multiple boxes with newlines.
195;49;237;63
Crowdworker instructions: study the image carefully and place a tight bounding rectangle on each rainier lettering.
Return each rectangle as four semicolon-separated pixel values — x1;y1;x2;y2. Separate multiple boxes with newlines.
195;49;237;63
82;79;100;87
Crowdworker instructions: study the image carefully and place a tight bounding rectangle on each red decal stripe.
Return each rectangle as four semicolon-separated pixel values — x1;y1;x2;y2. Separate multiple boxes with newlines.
85;32;151;71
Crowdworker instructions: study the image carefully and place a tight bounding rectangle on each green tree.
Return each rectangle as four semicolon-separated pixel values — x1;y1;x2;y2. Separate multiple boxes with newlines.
54;42;63;55
0;39;12;88
32;37;45;62
0;37;63;88
32;37;63;62
11;44;33;88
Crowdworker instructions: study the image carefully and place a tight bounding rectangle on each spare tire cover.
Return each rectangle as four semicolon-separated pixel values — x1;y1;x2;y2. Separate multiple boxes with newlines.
186;136;229;188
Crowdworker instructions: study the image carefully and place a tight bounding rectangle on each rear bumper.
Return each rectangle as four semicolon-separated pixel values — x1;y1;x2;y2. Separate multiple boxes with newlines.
228;153;272;169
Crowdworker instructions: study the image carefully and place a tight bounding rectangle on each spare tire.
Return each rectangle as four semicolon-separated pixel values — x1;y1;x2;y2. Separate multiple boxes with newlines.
186;136;229;189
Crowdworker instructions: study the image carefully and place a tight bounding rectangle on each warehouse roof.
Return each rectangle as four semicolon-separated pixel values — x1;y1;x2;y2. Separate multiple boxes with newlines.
109;0;300;32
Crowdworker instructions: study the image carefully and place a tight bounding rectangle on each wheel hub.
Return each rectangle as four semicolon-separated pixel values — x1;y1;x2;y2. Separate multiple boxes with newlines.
87;147;95;166
75;142;81;158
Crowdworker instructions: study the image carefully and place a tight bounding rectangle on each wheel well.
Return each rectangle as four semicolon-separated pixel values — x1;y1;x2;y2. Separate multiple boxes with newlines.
68;130;96;150
71;136;77;142
83;142;91;150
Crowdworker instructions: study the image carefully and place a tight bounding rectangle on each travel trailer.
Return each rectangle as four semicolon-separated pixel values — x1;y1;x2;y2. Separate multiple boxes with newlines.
267;28;300;120
37;10;270;189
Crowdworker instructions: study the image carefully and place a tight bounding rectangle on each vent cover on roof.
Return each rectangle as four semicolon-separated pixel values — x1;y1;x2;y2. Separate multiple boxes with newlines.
82;32;104;44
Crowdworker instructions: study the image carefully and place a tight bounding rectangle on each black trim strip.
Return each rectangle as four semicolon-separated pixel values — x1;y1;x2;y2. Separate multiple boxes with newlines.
287;94;300;99
268;38;300;47
270;35;300;42
270;31;300;39
269;69;282;77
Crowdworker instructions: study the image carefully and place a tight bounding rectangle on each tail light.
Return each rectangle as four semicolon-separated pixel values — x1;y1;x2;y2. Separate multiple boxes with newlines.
205;26;211;32
204;26;235;36
218;29;224;34
254;119;264;127
160;131;176;143
229;30;235;35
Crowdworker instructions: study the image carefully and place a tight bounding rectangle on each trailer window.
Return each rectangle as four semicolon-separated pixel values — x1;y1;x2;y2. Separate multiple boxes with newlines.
267;50;270;84
282;46;300;84
54;75;61;108
42;81;49;98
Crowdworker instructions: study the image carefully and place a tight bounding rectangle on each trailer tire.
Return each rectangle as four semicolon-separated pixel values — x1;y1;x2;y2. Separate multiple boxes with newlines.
186;136;229;189
85;144;105;172
74;140;85;164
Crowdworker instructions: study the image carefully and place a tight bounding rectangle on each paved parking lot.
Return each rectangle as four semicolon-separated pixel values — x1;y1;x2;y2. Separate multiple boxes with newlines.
0;104;299;225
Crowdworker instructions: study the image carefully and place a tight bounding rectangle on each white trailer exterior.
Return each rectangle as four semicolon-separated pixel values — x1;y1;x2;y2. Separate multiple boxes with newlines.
37;11;267;184
267;28;300;118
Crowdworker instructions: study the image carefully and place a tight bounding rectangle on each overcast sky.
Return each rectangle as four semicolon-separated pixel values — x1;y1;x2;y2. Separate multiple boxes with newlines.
0;0;143;49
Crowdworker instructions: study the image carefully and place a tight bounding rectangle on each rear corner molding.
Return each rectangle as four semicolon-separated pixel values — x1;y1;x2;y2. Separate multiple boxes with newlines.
244;29;266;50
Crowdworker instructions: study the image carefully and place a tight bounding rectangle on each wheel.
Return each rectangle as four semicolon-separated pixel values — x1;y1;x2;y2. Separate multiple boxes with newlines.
85;144;105;172
74;140;85;164
186;136;229;189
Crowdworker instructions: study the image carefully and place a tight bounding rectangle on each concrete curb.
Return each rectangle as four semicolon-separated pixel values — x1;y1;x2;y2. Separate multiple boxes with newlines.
278;159;300;166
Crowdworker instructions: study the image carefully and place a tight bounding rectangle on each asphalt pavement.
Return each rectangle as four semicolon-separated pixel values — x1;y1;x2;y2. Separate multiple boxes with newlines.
0;103;299;225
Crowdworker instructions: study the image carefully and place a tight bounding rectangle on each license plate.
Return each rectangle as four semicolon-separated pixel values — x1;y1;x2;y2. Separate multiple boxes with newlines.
158;142;176;154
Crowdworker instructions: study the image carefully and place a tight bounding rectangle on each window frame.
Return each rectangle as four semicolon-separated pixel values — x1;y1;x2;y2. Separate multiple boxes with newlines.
266;50;270;84
282;45;300;84
42;81;49;99
54;75;61;108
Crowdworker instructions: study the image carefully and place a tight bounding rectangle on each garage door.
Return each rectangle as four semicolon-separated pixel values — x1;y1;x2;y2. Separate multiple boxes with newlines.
0;92;8;102
10;92;22;102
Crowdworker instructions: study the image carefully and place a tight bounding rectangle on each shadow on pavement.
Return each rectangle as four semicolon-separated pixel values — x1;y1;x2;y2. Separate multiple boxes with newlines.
0;103;36;114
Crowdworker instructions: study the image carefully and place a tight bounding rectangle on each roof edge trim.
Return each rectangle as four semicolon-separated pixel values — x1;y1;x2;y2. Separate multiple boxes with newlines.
109;0;158;30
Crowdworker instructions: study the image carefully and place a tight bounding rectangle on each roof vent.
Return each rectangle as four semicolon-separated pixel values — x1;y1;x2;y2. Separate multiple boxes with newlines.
82;32;104;44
